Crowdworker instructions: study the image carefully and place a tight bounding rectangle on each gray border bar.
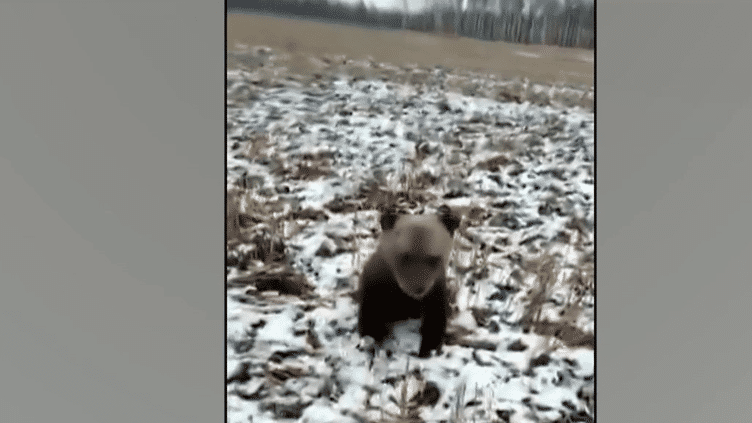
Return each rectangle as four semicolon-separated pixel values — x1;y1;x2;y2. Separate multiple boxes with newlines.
1;1;224;422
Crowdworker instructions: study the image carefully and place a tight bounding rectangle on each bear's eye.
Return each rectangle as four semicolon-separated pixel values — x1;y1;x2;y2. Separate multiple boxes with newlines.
400;254;417;267
425;256;441;267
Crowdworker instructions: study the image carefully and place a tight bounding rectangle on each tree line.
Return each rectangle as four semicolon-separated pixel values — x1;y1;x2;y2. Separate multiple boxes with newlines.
227;0;594;49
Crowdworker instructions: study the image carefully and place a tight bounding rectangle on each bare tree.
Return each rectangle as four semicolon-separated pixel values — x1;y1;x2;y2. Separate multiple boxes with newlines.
401;0;408;29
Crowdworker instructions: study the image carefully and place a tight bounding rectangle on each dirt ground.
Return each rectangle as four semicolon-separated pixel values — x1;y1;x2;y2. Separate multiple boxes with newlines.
227;12;594;88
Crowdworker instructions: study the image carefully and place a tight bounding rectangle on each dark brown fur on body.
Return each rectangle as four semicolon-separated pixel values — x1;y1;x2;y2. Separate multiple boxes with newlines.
357;208;460;358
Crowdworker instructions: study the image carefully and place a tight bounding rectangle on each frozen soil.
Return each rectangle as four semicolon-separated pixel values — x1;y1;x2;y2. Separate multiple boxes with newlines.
226;40;594;423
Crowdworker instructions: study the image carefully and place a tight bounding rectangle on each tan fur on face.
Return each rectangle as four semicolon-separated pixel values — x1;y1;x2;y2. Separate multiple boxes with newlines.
376;214;454;300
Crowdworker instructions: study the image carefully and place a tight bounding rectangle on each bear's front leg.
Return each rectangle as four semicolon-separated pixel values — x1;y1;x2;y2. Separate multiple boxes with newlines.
358;285;391;346
417;288;448;358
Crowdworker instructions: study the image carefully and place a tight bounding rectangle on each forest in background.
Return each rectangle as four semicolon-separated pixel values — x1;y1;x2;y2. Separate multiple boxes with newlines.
227;0;595;50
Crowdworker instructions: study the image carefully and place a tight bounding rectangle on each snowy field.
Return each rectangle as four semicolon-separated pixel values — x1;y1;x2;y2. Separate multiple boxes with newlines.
226;41;594;423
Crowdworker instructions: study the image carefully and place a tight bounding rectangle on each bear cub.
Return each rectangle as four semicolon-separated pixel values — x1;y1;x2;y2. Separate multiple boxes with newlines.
357;206;460;358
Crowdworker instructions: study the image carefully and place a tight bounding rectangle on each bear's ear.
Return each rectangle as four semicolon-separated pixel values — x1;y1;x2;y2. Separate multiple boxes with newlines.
437;206;461;235
379;209;399;231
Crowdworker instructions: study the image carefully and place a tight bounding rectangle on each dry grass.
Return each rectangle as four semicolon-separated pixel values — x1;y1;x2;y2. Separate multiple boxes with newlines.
518;252;594;350
234;132;272;162
227;13;593;88
227;185;249;248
